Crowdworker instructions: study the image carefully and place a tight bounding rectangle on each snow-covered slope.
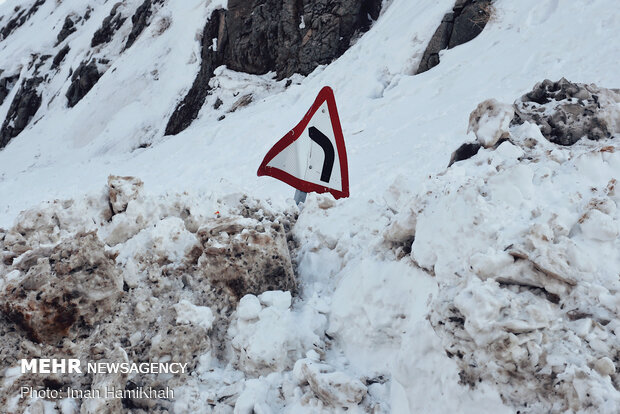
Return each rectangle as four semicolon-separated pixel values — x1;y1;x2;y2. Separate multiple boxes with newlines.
0;0;615;224
0;0;619;413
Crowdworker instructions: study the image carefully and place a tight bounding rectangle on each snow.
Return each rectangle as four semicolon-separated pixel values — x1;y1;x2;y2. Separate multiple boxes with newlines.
0;0;619;412
406;123;620;411
174;300;215;330
229;291;326;376
468;98;514;147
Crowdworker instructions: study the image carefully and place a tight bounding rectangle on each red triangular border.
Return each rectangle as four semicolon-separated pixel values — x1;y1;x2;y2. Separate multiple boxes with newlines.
257;86;349;199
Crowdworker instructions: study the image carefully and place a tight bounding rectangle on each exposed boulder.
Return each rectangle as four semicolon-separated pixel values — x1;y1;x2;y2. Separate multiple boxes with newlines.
125;0;163;50
417;0;493;74
0;0;46;41
164;8;226;135
51;44;70;69
165;0;383;135
0;72;19;105
448;141;482;166
32;53;52;74
55;14;78;45
0;77;43;149
417;12;454;73
65;59;104;107
0;8;26;41
449;0;492;48
90;2;126;47
512;78;620;145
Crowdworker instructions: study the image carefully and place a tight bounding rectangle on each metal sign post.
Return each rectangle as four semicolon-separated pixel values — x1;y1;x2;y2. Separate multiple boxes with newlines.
294;189;307;205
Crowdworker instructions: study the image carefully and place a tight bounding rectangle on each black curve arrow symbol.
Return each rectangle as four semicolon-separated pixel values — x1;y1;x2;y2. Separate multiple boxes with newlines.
308;126;335;183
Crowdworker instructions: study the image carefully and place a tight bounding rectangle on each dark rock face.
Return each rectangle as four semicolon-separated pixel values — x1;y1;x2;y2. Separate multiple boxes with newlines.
91;2;126;47
164;9;226;136
125;0;162;50
417;0;492;74
512;78;619;146
0;72;19;106
0;8;26;41
449;0;491;48
0;0;46;41
165;0;382;135
55;15;77;45
224;0;380;78
52;44;70;69
65;60;103;107
33;54;52;73
448;142;482;166
0;77;43;149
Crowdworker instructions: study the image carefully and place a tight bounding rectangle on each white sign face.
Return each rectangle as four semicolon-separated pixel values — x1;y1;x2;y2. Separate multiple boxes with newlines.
266;101;342;190
257;87;349;199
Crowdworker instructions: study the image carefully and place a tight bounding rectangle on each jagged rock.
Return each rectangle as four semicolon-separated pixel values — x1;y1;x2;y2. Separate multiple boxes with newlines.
0;231;123;343
65;60;102;107
165;0;382;135
52;44;70;69
449;0;492;48
0;72;19;105
0;0;46;41
0;77;43;149
84;6;93;21
33;54;52;73
417;0;493;74
91;2;126;47
417;13;455;73
512;78;620;145
55;15;78;45
125;0;163;50
0;8;25;41
196;217;296;300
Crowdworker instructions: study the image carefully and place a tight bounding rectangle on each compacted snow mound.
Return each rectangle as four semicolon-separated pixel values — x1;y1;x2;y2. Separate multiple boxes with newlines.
0;178;305;413
390;80;620;413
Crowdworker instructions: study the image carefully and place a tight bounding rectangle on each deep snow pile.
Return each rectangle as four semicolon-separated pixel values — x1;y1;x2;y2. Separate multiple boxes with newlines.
0;177;311;413
0;180;512;414
392;80;620;413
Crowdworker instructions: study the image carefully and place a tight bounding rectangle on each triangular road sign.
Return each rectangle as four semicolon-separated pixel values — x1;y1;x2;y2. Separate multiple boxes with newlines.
257;86;349;199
